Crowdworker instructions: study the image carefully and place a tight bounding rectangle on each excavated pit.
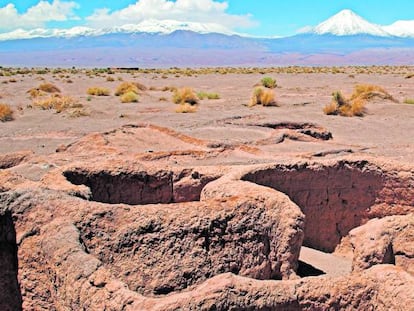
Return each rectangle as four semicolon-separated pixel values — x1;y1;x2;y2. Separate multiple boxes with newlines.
242;161;386;252
64;168;217;205
0;211;22;311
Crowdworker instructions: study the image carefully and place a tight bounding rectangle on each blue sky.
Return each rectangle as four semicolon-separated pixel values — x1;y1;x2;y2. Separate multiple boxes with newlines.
1;0;413;36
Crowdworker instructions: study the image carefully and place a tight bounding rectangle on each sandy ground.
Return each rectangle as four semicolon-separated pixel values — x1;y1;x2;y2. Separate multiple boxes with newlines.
1;70;413;165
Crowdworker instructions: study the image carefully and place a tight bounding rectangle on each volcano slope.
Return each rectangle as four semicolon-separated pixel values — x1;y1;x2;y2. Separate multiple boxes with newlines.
0;69;413;310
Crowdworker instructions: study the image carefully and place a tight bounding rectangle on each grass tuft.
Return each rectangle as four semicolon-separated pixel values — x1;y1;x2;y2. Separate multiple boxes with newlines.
87;87;110;96
197;92;220;100
38;82;61;93
403;98;414;105
249;87;276;107
324;90;366;117
33;94;81;113
173;88;199;105
0;103;13;122
120;91;139;103
115;82;146;96
261;77;277;89
350;84;396;102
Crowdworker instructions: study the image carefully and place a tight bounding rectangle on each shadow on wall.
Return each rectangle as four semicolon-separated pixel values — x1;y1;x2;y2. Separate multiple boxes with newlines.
242;161;384;252
0;211;22;310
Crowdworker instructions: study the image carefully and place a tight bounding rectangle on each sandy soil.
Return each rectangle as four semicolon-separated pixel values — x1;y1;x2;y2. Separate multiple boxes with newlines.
1;70;413;164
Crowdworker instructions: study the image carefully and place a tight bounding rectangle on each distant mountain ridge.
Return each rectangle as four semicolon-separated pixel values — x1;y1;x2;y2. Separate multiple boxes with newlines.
0;9;413;67
0;9;413;41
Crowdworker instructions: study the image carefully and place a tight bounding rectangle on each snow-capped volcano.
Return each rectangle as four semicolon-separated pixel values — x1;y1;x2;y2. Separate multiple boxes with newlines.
383;20;414;38
310;9;390;37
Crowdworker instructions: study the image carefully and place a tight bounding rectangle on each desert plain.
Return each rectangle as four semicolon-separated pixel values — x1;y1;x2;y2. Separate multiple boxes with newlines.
0;66;413;310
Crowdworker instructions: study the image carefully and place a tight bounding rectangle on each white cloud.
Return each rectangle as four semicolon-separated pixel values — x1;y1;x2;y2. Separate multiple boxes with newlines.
0;0;79;31
86;0;255;30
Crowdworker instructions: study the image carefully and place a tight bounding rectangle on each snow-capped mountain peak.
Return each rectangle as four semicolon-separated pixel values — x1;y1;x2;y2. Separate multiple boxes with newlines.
0;19;235;41
383;20;414;38
311;9;390;37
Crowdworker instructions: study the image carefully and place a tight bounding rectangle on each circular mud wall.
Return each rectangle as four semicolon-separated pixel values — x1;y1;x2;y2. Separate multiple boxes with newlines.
242;161;386;252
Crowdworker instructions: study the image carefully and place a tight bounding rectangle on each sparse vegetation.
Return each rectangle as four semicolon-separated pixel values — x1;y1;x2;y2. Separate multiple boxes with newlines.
87;87;110;96
33;94;82;113
115;82;139;96
173;88;199;105
261;77;277;89
403;98;414;105
115;82;146;96
106;76;115;82
324;90;365;117
324;84;396;117
38;82;61;93
249;87;276;107
172;88;199;112
350;84;395;102
0;103;13;122
120;91;139;103
197;92;220;100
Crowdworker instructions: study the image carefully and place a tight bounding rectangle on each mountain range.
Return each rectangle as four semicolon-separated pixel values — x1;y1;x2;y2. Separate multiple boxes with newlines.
0;9;413;67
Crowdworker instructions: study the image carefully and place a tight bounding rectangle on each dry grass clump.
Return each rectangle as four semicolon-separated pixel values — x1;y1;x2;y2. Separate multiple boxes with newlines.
350;84;395;102
115;81;147;96
28;82;61;98
120;91;139;103
249;87;277;107
323;91;365;117
403;98;414;105
197;92;220;100
173;88;199;105
261;77;277;89
87;87;110;96
175;103;197;113
33;94;82;113
106;76;115;82
0;103;13;122
38;82;61;93
173;88;199;113
324;84;396;117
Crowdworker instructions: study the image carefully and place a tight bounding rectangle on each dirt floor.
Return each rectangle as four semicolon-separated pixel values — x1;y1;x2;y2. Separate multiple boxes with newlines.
1;69;413;163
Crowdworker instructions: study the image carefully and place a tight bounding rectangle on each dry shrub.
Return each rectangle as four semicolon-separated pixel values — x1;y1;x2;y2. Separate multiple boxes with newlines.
34;94;81;113
261;77;277;89
115;82;138;96
324;91;366;117
172;88;199;105
404;98;414;105
38;82;61;93
324;84;395;117
249;87;276;107
0;103;13;122
28;88;44;98
106;76;115;82
350;84;395;102
197;92;220;100
175;102;197;113
87;87;110;96
120;91;139;103
115;82;146;96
